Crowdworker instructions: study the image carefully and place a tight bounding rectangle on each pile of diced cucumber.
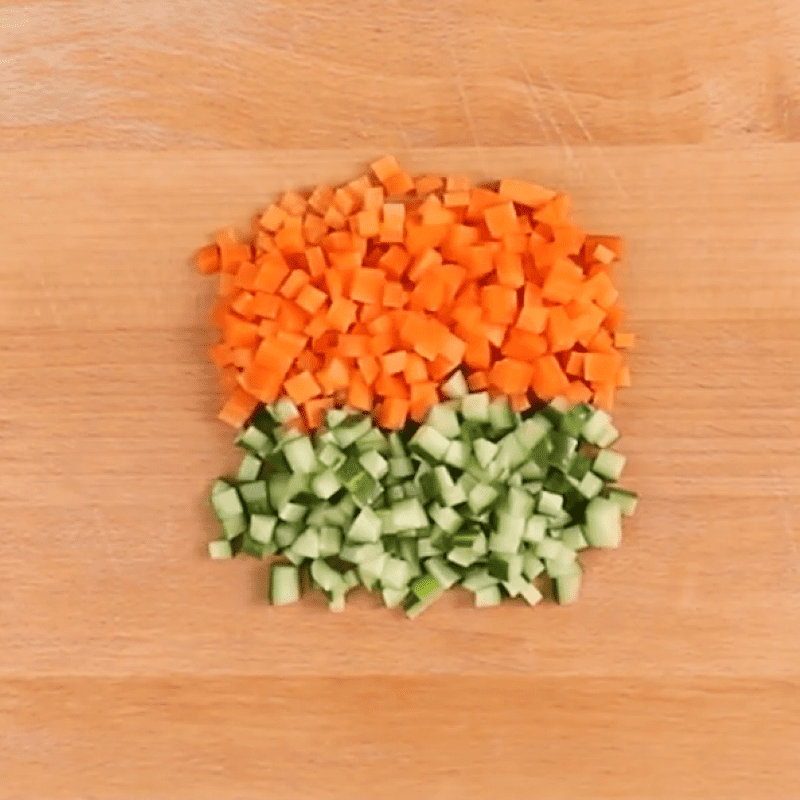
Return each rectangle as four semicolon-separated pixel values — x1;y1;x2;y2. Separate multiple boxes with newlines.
208;373;638;617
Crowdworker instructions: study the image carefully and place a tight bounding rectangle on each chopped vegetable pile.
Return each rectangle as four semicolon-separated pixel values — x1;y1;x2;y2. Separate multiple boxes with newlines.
194;157;638;614
196;156;634;433
207;390;637;615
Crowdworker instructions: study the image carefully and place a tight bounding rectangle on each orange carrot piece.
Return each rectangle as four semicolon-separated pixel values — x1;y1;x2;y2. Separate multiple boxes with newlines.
542;257;583;303
533;193;570;226
489;358;536;394
484;201;518;239
380;203;405;243
463;336;492;370
195;244;221;275
379;245;411;280
564;380;593;404
383;281;408;308
497;178;555;208
348;372;373;411
414;175;444;196
295;349;322;374
467;371;489;391
481;285;518;326
502;329;548;361
374;373;409;400
357;355;380;386
325;297;357;333
234;260;260;291
592;382;615;410
587;328;615;353
308;185;335;215
350;268;386;305
383;170;415;196
284;370;322;404
371;155;402;184
403;352;429;384
378;397;410;430
381;350;408;375
303;212;328;245
316;357;350;393
210;342;234;368
531;355;570;400
336;334;370;359
301;397;334;428
446;175;471;193
427;354;459;382
546;306;578;353
295;284;327;315
355;209;380;238
279;269;310;300
565;351;586;377
409;382;439;422
218;386;259;429
222;314;260;348
408;247;443;283
510;393;532;412
494;249;525;289
260;204;287;232
584;352;622;384
252;253;290;293
516;304;549;335
615;331;636;349
323;204;347;230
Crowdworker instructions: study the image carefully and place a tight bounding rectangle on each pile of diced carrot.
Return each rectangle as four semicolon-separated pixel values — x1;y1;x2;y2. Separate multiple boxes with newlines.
195;156;634;431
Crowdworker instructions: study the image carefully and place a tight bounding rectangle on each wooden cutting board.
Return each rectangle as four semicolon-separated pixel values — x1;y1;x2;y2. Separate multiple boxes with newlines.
1;2;799;798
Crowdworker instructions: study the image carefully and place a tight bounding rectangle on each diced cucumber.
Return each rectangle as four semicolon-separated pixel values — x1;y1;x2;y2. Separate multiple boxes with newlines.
237;453;263;482
467;483;499;514
208;539;233;559
211;484;244;521
593;450;627;481
538;490;564;517
488;397;516;434
474;585;503;607
461;568;499;592
249;514;277;544
347;506;382;543
311;469;342;499
585;497;623;548
522;552;545;580
576;471;604;499
555;569;582;605
359;450;389;480
441;370;469;398
444;440;469;469
559;525;588;551
460;391;490;422
427;404;461;438
424;556;461;589
606;487;639;517
409;425;450;462
270;564;300;605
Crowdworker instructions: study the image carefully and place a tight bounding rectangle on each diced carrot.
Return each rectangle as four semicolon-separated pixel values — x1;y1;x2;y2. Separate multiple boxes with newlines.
531;355;570;400
379;245;411;279
377;169;409;196
592;382;616;410
546;306;577;353
323;204;347;230
510;393;532;412
494;249;525;289
584;351;622;384
615;331;636;349
381;350;408;375
284;370;322;404
260;204;287;232
350;268;386;305
308;185;335;215
489;358;535;394
502;329;548;360
587;328;615;353
409;382;439;422
252;252;290;293
371;155;402;184
497;178;555;208
218;386;259;428
374;373;409;400
481;285;518;326
279;269;310;300
484;202;518;239
234;260;260;291
301;397;334;429
347;372;373;411
197;156;631;428
316;357;350;393
414;175;444;196
377;397;410;430
246;293;278;323
565;351;586;377
357;355;380;386
195;244;220;275
563;380;593;404
467;371;489;391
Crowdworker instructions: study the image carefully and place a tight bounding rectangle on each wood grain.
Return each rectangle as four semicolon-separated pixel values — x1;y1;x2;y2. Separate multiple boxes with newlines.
2;1;800;797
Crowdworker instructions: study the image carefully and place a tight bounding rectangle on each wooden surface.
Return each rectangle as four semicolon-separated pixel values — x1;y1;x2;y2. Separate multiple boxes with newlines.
1;1;800;798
